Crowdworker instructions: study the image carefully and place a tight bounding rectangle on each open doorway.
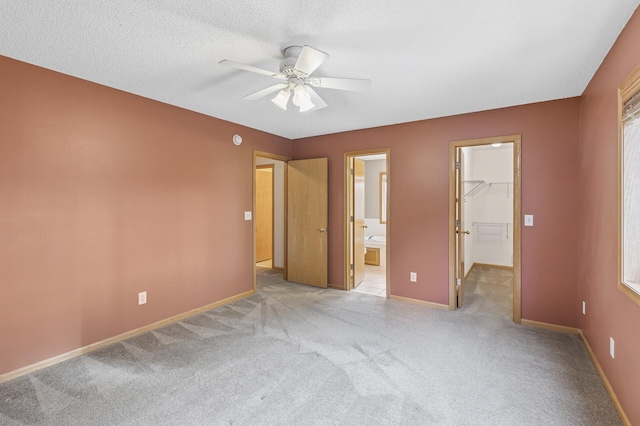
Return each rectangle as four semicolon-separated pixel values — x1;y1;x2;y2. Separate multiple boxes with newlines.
253;152;289;291
255;164;274;268
253;151;330;291
449;135;522;322
345;150;390;298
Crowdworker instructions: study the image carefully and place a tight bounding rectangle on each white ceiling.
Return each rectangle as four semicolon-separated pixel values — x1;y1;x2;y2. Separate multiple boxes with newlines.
1;1;638;140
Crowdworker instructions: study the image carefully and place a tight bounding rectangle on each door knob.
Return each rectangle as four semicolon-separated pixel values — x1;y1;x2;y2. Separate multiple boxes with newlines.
320;227;329;232
362;225;368;228
456;230;470;235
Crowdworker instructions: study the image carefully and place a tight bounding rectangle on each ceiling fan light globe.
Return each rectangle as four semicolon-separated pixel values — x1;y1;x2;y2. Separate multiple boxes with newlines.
292;85;311;107
299;100;315;112
271;89;290;110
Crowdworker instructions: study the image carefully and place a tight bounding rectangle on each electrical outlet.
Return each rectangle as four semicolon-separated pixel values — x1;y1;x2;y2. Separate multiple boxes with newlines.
610;337;615;359
138;291;147;305
244;211;252;220
410;272;417;282
582;301;586;315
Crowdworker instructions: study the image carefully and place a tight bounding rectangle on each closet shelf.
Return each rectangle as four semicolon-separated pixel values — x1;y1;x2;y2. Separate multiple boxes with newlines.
464;180;487;198
464;180;513;199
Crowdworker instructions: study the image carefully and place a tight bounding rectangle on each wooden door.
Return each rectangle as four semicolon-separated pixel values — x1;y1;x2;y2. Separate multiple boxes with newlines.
353;159;366;287
456;149;468;308
256;166;274;263
287;158;328;288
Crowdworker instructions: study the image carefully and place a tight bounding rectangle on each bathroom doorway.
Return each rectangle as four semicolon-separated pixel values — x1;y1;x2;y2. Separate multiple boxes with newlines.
449;135;522;322
345;149;390;297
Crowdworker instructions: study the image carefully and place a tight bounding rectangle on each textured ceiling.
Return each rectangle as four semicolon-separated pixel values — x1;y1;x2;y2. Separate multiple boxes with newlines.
1;1;639;139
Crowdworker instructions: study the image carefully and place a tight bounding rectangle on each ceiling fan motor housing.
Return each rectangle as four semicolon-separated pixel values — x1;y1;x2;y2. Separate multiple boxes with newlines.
280;46;304;77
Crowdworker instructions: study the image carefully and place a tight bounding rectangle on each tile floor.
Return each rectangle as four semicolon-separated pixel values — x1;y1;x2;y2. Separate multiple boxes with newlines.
353;264;387;297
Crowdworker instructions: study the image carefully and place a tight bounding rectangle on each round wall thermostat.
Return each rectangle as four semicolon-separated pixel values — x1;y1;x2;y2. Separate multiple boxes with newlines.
232;134;243;145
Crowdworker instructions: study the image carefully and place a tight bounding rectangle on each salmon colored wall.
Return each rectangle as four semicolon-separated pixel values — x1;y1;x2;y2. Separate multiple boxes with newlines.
294;98;581;326
579;8;640;425
5;13;638;418
0;56;292;375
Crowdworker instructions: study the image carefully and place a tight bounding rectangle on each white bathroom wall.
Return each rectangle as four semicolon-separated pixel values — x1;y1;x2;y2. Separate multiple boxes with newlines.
466;145;514;269
256;157;285;269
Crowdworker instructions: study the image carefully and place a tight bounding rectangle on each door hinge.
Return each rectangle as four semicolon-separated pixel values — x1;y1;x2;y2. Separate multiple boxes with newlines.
456;219;460;227
350;263;354;270
350;215;354;222
455;162;461;170
456;278;461;286
350;168;355;175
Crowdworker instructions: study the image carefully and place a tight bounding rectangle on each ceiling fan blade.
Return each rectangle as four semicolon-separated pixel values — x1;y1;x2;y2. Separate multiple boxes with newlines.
219;60;285;79
306;87;328;110
309;77;371;92
242;83;289;100
294;46;329;76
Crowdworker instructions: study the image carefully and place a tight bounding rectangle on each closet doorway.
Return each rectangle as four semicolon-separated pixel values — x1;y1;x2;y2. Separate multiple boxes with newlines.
254;152;289;291
344;149;390;298
255;165;274;266
449;135;522;322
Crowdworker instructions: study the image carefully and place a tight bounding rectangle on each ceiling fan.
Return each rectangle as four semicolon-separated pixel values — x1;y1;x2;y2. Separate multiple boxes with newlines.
219;45;371;112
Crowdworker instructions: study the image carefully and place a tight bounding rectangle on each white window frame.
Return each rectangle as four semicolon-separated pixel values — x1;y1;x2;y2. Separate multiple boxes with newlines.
618;63;640;305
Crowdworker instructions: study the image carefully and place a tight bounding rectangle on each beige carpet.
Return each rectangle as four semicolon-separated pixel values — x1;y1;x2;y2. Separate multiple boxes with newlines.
0;267;621;425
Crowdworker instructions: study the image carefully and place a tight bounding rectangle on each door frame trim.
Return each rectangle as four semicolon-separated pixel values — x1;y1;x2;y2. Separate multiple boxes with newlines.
344;149;390;295
253;150;291;292
448;135;522;323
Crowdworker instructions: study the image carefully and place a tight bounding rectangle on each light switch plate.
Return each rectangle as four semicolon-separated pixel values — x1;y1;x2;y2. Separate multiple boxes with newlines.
244;211;252;220
610;337;615;359
524;214;534;227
